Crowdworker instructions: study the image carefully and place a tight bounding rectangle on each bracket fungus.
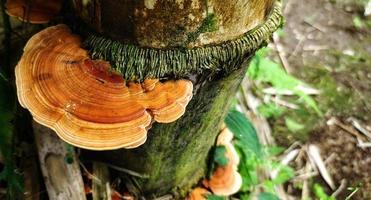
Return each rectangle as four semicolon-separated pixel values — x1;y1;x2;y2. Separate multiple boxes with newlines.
204;128;242;196
187;187;210;200
5;0;63;24
15;24;193;150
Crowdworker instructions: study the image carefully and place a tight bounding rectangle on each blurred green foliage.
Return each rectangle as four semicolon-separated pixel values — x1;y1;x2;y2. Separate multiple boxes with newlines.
313;183;335;200
248;48;322;116
0;75;24;199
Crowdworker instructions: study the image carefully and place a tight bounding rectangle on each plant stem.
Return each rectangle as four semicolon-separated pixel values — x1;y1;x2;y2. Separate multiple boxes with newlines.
0;0;12;79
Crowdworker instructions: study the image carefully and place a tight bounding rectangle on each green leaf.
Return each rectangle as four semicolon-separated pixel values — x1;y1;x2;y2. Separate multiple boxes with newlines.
265;146;285;157
225;110;262;193
258;192;280;200
247;48;322;116
353;16;363;29
206;194;225;200
257;103;284;119
272;164;295;185
236;147;259;192
213;145;229;167
225;110;261;157
239;193;252;200
313;183;335;200
285;117;304;132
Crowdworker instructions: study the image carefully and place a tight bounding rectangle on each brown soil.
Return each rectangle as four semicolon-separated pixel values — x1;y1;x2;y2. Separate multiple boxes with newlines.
276;0;371;199
310;124;371;199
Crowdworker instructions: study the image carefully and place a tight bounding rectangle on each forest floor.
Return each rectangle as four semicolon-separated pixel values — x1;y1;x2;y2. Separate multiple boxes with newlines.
264;0;371;199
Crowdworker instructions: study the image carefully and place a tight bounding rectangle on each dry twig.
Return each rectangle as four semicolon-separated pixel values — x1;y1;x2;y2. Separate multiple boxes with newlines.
327;117;366;140
307;144;335;190
301;163;312;199
332;179;347;198
348;117;371;140
273;32;293;73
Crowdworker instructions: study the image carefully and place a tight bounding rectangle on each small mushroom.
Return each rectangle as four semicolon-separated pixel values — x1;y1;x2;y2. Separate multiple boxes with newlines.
203;128;242;196
204;163;242;196
216;128;240;166
15;24;193;150
187;187;210;200
5;0;63;24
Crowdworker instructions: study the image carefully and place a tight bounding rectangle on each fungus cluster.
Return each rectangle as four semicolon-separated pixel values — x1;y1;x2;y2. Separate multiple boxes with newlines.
15;24;193;150
204;127;242;195
187;187;210;200
188;127;242;198
5;0;63;23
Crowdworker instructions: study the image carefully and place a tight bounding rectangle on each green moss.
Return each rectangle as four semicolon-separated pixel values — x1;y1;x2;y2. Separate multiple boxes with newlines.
85;60;250;199
186;12;219;44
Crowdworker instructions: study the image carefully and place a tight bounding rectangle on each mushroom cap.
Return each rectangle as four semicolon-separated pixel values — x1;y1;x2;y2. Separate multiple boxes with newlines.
217;128;240;165
187;187;210;200
16;24;193;150
217;128;234;145
5;0;62;24
206;164;242;196
203;127;242;196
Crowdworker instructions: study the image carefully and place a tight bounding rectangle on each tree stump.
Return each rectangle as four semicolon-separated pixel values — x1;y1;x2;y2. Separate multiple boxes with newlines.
73;0;282;198
28;0;282;198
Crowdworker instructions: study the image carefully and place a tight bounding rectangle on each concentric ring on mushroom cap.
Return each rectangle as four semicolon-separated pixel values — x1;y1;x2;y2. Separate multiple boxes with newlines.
15;24;193;150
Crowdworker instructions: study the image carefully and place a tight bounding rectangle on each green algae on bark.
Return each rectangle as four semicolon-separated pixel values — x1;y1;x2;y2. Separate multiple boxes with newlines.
83;58;252;198
73;0;275;48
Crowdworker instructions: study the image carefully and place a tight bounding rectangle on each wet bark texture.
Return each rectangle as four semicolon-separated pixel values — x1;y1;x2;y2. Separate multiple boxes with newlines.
74;0;278;198
73;0;274;48
85;59;251;197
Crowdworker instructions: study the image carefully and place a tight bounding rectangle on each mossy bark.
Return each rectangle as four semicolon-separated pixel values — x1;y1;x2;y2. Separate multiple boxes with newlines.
74;0;280;198
84;58;251;198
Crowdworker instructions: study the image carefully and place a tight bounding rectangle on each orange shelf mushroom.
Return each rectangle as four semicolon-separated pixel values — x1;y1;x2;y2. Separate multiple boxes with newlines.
15;24;193;150
187;187;210;200
6;0;63;24
203;128;242;196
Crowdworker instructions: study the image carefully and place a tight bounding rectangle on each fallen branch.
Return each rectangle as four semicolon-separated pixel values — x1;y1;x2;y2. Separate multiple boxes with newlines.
33;122;86;200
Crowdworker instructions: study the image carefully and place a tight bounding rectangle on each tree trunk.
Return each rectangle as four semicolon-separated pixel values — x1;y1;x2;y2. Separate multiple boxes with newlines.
84;60;250;197
71;0;281;198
